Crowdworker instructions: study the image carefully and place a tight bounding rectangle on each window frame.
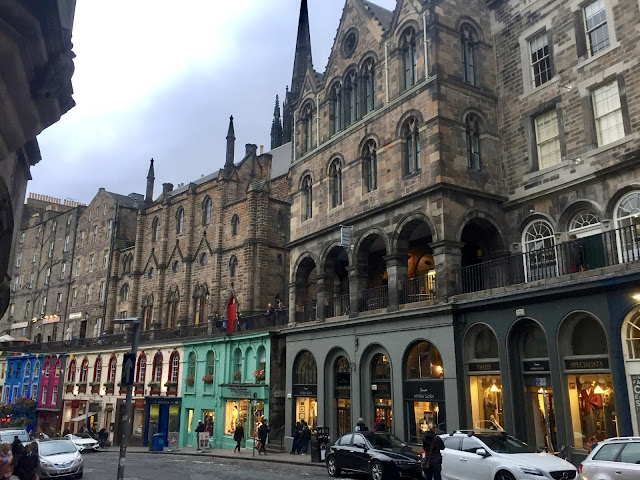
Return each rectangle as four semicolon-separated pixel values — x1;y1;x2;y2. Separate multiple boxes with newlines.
592;79;625;147
302;175;313;220
529;30;553;89
329;159;343;208
461;24;478;86
533;108;562;170
583;0;610;56
176;207;185;234
202;197;212;226
363;141;378;193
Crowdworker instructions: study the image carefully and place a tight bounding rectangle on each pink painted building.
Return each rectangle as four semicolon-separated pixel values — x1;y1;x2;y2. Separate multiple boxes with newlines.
36;354;66;435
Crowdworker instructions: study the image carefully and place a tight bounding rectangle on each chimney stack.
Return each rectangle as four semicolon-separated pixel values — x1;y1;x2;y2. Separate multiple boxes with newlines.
162;183;173;194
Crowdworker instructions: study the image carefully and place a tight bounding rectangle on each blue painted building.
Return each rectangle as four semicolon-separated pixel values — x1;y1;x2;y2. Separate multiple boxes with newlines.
3;354;42;404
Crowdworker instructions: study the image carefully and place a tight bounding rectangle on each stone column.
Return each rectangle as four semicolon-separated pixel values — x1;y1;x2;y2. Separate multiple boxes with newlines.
288;282;297;324
316;274;329;322
384;254;409;311
347;265;367;318
429;241;463;300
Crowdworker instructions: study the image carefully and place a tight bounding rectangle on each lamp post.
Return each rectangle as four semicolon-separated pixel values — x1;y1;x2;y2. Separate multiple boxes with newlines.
113;317;141;480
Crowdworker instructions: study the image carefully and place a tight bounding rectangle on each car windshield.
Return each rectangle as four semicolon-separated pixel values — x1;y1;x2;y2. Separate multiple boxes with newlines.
39;441;77;456
365;433;408;450
476;434;537;454
73;433;93;439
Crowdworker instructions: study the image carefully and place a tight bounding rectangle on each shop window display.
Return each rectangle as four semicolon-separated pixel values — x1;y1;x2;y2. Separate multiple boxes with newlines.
226;401;246;435
567;374;617;449
296;396;318;428
469;376;503;430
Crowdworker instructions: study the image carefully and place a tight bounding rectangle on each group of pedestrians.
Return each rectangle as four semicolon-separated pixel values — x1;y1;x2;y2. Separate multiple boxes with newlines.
289;420;311;455
231;418;270;454
0;437;39;480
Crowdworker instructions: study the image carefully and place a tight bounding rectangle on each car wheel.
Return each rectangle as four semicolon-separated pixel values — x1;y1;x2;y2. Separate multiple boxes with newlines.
327;455;341;477
75;469;83;479
370;460;384;480
495;471;515;480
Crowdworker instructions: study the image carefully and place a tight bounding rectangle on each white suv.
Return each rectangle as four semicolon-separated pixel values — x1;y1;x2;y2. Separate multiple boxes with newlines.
579;437;640;480
439;430;577;480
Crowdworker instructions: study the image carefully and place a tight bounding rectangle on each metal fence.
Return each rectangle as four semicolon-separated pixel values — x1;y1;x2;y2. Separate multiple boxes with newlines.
294;302;317;323
454;225;640;294
359;285;389;312
399;275;436;305
324;294;350;318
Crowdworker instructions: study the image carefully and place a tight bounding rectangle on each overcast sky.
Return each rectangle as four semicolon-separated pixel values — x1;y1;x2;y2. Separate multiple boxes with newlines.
30;0;397;205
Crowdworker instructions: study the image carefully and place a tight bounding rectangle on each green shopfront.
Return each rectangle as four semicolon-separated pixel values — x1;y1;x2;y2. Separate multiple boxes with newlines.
180;332;270;449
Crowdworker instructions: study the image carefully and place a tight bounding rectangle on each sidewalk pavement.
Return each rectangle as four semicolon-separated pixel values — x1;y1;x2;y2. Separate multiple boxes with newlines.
102;445;326;468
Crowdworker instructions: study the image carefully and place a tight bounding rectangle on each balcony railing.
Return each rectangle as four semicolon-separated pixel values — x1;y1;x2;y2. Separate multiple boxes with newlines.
454;225;640;295
294;302;317;323
399;275;436;305
325;294;350;318
359;285;389;312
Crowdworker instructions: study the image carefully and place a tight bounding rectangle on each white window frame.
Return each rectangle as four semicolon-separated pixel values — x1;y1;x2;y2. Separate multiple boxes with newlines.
89;254;94;272
522;219;558;281
56;293;63;313
64;235;69;252
60;262;66;280
592;80;624;147
103;250;109;269
614;192;640;262
529;31;552;88
71;288;77;307
40;295;47;315
15;252;22;267
534;109;562;170
99;280;105;301
583;0;610;56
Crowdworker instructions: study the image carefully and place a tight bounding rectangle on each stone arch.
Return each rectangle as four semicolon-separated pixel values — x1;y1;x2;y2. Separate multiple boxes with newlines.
394;18;422;43
395;109;425;138
291;251;319;284
460;107;488;129
458;212;507;274
325;76;343;102
506;317;550;360
605;184;640;220
392;211;438;252
557;310;609;357
320;243;350;317
298;97;316;117
558;200;605;232
292;252;318;322
341;63;359;82
325;153;346;175
297;169;315;190
455;16;485;42
357;50;380;71
517;213;558;242
463;322;500;361
357;133;381;156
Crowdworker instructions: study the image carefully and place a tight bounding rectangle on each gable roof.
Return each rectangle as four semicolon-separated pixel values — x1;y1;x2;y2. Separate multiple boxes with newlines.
105;191;143;209
362;0;393;30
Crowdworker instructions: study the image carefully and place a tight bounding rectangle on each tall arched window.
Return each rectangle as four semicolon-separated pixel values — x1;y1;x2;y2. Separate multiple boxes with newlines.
294;351;317;385
136;354;147;383
569;210;601;238
68;360;76;382
120;283;130;302
466;114;482;171
206;351;215;377
302;175;313;220
401;28;418;89
186;352;195;381
166;286;180;328
362;58;376;114
522;220;557;280
80;358;89;383
152;217;160;242
152;352;163;382
192;282;209;325
615;192;640;260
363;140;378;193
34;361;40;378
176;207;185;234
234;348;242;381
107;356;117;382
330;83;343;135
202;196;211;226
461;24;478;86
142;294;154;331
344;71;358;127
301;103;314;154
94;357;102;382
403;117;420;175
329;159;342;208
54;360;61;378
24;361;32;379
231;214;240;236
230;256;238;278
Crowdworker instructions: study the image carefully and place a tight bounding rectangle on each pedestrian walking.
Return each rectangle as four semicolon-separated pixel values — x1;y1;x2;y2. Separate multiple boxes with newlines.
9;439;22;460
0;443;20;480
421;426;445;480
290;422;301;454
299;421;311;455
355;418;369;432
15;443;38;480
195;420;206;452
233;424;244;453
257;419;269;455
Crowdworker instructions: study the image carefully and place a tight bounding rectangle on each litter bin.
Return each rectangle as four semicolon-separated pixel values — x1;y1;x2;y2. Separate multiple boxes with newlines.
153;433;165;452
310;426;330;463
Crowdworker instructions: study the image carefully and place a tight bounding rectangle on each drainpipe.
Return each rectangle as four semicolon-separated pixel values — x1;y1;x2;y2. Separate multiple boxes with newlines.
315;94;320;148
422;12;429;79
293;112;297;163
384;41;390;104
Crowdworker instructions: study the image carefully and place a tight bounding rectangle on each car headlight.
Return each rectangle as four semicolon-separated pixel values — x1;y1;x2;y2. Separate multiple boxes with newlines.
73;455;83;465
40;459;53;467
517;465;544;476
393;459;412;465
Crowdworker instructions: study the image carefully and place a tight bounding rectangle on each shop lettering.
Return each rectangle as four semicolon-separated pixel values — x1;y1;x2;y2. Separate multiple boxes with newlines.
632;375;640;414
469;362;500;373
229;387;250;397
564;359;608;370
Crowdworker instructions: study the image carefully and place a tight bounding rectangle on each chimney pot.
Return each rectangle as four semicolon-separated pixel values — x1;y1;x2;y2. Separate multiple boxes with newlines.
260;145;264;154
245;144;257;155
162;183;174;194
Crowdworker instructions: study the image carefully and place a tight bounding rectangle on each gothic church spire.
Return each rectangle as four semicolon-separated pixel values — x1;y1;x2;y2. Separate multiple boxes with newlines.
271;95;283;149
290;0;312;100
225;115;236;168
145;158;155;203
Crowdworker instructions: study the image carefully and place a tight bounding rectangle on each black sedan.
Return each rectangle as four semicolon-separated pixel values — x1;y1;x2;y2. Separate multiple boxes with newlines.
326;432;422;480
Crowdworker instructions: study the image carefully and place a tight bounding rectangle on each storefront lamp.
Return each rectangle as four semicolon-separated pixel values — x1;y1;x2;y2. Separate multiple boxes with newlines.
593;385;605;394
434;365;443;376
633;293;640;301
490;382;501;393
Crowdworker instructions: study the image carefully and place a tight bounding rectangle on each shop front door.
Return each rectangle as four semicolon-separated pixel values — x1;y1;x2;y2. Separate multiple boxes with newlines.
525;386;557;452
375;402;393;432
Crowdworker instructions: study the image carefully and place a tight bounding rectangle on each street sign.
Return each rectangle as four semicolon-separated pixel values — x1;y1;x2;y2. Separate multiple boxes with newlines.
121;353;136;387
340;226;351;247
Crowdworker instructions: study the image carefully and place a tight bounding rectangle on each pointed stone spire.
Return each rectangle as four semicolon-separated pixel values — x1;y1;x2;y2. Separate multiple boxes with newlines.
145;158;155;203
225;115;236;168
283;86;292;144
291;0;312;100
271;95;283;149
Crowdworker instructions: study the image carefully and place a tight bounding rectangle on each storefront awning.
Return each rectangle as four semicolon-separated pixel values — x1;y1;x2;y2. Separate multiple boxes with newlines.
70;412;97;422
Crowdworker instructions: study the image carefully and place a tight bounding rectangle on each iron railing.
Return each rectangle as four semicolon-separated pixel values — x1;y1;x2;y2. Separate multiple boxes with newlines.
359;285;389;312
399;275;436;305
324;294;350;318
454;225;640;294
294;302;317;323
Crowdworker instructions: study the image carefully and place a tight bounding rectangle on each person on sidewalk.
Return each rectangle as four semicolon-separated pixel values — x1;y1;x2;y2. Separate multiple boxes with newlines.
195;420;206;452
233;424;244;453
290;422;301;454
257;419;269;455
299;421;311;455
355;418;369;432
421;426;445;480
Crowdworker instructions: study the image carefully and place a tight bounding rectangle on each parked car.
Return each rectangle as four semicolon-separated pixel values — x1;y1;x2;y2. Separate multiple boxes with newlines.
64;433;99;452
326;432;422;480
38;439;83;478
0;428;29;443
440;430;577;480
579;436;640;480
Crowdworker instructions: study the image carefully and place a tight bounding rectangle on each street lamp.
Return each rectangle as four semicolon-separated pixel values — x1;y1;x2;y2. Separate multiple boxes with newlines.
113;317;141;480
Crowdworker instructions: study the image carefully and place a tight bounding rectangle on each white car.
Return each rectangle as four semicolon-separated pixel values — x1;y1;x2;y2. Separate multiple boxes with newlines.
65;433;99;452
440;430;577;480
579;436;640;480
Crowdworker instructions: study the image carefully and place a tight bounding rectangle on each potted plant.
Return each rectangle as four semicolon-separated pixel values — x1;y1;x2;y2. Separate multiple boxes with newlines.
252;369;265;383
186;376;195;387
233;370;242;383
202;374;214;385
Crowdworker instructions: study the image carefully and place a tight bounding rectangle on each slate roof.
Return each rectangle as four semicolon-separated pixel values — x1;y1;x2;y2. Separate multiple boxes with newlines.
106;191;143;209
363;0;393;31
269;142;292;179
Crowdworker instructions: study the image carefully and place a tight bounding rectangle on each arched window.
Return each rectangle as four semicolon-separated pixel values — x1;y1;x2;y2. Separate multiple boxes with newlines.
136;354;147;383
461;24;478;86
329;159;342;208
202;196;211;226
344;71;358;127
522;220;557;281
94;357;102;382
615;192;640;260
168;351;178;382
403;117;420;175
257;347;267;371
363;140;378;193
34;361;40;378
229;256;238;278
206;351;215;377
405;341;443;379
294;351;317;385
152;217;160;242
120;283;130;302
301;103;314;154
277;210;285;230
80;358;89;383
142;294;154;330
68;360;76;382
24;361;32;379
362;58;376;114
371;353;391;380
401;28;418;89
107;356;117;382
166;287;179;328
176;207;185;234
54;360;61;378
192;282;209;325
234;348;243;381
231;214;240;236
187;352;196;381
302;175;313;220
569;210;601;237
330;83;343;135
466;114;482;171
152;352;163;382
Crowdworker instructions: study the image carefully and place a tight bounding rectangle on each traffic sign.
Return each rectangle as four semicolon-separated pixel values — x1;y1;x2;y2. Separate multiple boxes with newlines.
121;353;136;387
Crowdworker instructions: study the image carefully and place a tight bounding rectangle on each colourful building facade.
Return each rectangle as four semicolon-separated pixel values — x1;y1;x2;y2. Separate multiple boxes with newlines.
36;354;66;435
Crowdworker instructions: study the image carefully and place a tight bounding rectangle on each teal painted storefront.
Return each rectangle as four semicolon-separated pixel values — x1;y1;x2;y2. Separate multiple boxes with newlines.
180;332;270;449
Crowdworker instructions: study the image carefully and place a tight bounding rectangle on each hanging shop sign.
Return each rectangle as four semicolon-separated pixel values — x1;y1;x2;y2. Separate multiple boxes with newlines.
564;358;609;371
403;380;445;402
